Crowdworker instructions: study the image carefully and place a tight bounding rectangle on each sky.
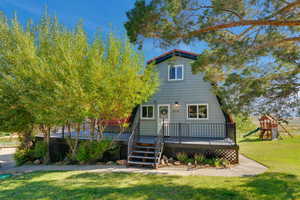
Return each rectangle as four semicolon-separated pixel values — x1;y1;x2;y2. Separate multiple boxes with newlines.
0;0;203;61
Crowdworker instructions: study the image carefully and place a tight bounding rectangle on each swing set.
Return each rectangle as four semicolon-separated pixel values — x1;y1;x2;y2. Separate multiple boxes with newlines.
243;115;293;140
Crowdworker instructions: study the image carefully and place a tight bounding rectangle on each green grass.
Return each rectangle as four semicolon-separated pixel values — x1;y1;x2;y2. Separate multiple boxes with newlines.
239;136;300;176
0;136;19;147
0;136;300;200
0;132;11;137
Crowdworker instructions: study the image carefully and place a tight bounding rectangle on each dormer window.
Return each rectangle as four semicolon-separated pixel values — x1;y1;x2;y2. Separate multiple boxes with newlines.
168;65;184;81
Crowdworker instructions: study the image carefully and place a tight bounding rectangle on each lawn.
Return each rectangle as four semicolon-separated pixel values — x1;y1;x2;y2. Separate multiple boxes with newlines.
0;136;19;147
239;136;300;176
0;136;299;200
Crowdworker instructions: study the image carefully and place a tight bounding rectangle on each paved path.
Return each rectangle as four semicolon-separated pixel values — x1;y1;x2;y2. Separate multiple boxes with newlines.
0;148;267;177
0;148;16;170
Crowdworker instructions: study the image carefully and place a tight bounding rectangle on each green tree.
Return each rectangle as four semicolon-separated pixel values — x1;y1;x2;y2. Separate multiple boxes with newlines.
0;12;158;163
92;34;159;141
125;0;300;119
0;14;37;150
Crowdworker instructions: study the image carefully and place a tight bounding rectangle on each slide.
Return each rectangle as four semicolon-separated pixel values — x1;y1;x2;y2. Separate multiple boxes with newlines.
243;127;261;138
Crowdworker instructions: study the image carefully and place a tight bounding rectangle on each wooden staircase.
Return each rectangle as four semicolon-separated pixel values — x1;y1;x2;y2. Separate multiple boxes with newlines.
127;140;163;168
127;107;164;169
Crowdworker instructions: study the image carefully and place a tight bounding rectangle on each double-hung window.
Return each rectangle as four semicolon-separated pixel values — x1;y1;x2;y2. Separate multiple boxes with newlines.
168;65;184;81
141;105;154;119
187;104;208;119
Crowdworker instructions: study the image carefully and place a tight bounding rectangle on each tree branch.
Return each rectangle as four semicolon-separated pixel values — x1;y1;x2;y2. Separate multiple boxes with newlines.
189;6;243;20
186;20;300;37
255;36;300;49
236;1;300;40
275;0;300;15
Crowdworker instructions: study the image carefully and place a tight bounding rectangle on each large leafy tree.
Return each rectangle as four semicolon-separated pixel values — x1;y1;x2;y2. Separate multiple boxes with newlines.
125;0;300;119
0;14;37;150
93;34;158;140
0;12;158;162
0;14;86;162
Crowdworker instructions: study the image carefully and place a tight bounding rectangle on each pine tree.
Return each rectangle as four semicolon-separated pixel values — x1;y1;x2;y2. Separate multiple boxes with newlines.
125;0;300;119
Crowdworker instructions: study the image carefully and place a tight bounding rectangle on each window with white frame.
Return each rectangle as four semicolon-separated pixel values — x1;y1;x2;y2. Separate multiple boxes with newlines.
168;65;184;81
141;105;154;119
187;104;208;119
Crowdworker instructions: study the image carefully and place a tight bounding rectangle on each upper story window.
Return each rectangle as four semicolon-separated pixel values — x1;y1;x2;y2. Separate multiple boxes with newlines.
187;104;208;119
168;65;184;81
141;105;154;119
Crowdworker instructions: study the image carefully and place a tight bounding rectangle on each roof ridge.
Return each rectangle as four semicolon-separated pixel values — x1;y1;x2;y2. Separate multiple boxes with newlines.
147;49;198;64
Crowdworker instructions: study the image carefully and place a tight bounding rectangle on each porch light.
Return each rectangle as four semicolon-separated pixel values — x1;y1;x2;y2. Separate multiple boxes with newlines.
173;101;181;111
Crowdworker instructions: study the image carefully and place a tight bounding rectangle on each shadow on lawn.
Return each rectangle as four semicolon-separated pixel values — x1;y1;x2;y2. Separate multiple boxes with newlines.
0;171;299;200
243;172;300;200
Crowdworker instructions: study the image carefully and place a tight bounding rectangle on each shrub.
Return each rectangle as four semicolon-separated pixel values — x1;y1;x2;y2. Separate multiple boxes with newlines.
176;152;189;163
214;158;223;168
221;159;231;168
33;141;47;160
76;140;112;164
103;143;120;161
194;153;205;164
185;158;194;164
14;148;34;166
203;157;216;166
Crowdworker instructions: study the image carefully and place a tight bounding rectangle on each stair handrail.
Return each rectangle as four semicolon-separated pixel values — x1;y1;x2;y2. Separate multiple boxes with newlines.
154;122;165;168
127;124;137;159
127;107;140;159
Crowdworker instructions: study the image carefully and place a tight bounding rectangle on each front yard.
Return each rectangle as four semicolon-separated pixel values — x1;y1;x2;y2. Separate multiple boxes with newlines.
0;136;299;200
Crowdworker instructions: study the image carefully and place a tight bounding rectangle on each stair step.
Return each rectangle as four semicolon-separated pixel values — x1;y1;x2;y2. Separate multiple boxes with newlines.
135;140;156;144
135;142;156;145
134;145;158;149
132;150;155;154
127;161;157;166
129;155;157;159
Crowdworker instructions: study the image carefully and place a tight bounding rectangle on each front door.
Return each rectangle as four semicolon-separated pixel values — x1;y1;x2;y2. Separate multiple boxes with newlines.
157;104;170;136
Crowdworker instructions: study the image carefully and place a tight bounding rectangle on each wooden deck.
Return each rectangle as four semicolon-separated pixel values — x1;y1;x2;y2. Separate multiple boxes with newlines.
37;131;235;146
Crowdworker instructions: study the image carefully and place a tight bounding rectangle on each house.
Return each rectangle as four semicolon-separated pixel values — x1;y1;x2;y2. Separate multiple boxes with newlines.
127;49;239;168
42;49;238;167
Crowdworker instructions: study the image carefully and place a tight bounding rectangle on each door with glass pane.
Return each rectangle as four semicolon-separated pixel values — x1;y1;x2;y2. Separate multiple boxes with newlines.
157;104;170;136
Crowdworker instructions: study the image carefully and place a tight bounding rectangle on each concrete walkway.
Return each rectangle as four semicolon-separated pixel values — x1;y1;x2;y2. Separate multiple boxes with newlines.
0;148;16;170
0;148;267;177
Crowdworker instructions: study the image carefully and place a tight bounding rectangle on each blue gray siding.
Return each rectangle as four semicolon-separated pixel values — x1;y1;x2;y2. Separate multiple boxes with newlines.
140;56;225;137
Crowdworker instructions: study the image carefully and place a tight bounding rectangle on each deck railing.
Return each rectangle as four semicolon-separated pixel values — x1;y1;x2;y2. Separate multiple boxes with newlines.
162;122;237;144
225;123;236;144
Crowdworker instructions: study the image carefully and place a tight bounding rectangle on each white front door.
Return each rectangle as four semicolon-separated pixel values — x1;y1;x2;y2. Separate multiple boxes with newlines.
157;104;170;136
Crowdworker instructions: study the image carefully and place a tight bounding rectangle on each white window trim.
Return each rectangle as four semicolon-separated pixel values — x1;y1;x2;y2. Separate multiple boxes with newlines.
141;105;155;120
186;104;209;120
168;64;184;81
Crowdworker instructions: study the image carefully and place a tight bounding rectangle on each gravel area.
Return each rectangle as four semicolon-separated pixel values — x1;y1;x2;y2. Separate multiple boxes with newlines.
0;148;267;177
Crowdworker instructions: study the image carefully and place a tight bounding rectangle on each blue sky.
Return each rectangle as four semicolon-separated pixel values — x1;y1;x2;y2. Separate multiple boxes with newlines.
0;0;203;61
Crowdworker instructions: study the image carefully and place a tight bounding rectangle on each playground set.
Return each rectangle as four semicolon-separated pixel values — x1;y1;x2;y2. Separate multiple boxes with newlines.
243;115;280;140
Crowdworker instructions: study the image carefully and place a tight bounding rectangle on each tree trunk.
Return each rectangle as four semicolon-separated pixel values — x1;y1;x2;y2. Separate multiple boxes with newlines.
67;123;71;137
17;126;33;150
96;119;106;141
62;125;65;139
89;119;96;141
72;123;81;158
44;126;51;164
